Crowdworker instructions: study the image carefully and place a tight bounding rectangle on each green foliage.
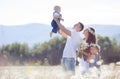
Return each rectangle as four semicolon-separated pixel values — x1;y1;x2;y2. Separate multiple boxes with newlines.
0;43;29;65
32;37;66;65
0;35;119;66
98;35;120;63
2;42;29;55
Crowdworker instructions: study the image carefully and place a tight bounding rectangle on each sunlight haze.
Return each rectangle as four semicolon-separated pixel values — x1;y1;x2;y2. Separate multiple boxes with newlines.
0;0;120;27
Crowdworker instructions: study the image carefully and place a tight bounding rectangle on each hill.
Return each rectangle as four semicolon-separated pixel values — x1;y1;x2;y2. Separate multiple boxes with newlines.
0;23;120;46
91;24;120;37
0;23;52;47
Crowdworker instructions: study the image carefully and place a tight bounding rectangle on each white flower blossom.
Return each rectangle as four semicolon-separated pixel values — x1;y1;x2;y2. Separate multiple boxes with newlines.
79;40;88;50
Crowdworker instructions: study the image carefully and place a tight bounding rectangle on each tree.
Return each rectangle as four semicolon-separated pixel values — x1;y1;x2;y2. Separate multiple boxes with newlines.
32;37;66;65
98;35;120;63
1;42;29;65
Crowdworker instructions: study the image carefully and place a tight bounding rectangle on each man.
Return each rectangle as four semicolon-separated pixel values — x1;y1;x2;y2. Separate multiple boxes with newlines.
54;17;84;77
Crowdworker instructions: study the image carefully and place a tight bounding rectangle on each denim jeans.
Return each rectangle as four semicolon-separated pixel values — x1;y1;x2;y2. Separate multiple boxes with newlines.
61;58;75;75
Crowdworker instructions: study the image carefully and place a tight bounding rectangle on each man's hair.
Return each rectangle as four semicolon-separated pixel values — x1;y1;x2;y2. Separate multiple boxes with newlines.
79;22;84;31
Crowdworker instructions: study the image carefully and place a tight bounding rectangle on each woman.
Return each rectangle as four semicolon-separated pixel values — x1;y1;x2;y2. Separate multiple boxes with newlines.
79;27;96;73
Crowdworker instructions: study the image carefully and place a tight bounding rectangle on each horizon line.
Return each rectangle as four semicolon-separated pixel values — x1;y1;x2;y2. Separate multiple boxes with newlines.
0;23;120;27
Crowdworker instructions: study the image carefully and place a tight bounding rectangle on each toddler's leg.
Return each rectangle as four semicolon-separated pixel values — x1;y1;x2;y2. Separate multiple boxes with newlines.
50;31;53;38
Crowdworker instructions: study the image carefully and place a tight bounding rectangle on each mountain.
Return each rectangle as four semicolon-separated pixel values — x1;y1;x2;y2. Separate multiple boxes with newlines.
91;24;120;37
0;23;120;47
0;23;53;47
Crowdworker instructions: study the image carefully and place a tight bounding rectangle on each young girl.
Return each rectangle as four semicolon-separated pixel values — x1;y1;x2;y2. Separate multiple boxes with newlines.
87;44;100;68
50;5;64;37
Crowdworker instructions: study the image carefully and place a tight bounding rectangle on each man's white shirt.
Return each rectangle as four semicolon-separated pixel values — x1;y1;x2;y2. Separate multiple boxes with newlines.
62;31;82;59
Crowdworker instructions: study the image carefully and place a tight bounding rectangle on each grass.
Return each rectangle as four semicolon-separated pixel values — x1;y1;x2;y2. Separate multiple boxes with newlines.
0;63;119;79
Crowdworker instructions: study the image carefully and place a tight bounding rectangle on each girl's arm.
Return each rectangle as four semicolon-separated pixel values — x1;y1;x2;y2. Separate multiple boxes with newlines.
87;55;95;63
87;56;90;63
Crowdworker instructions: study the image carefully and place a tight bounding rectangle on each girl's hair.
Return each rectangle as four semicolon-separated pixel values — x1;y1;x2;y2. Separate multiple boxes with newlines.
86;27;96;45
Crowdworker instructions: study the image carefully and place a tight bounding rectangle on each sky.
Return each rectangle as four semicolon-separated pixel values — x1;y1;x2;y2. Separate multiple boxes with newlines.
0;0;120;27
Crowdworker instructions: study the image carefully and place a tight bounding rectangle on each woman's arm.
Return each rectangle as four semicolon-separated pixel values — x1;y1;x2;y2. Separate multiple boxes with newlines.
80;50;90;56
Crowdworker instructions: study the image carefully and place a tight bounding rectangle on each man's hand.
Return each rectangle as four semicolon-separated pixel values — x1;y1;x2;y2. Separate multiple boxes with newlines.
53;17;71;36
54;17;59;22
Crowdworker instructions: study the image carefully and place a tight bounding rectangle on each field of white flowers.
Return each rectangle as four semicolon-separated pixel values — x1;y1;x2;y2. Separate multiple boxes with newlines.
0;62;119;79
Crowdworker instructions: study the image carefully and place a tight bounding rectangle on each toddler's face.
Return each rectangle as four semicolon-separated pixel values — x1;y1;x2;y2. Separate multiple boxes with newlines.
55;7;61;12
90;47;99;54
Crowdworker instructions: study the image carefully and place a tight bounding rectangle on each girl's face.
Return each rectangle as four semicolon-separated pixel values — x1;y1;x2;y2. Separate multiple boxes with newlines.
90;47;99;54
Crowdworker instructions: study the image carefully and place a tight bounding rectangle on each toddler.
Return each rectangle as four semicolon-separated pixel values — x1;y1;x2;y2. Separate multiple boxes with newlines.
50;5;64;37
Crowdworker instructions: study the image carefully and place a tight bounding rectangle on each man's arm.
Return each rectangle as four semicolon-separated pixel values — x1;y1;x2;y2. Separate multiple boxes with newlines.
54;17;71;36
59;30;67;38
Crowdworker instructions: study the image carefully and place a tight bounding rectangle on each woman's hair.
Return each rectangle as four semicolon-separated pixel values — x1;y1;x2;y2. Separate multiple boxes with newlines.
82;27;97;59
86;27;96;45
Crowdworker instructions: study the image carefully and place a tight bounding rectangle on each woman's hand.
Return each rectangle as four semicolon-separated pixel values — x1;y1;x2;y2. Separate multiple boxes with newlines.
80;50;84;54
80;50;91;57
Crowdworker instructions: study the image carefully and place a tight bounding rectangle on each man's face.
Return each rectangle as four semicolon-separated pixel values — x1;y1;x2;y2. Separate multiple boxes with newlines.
73;23;81;31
